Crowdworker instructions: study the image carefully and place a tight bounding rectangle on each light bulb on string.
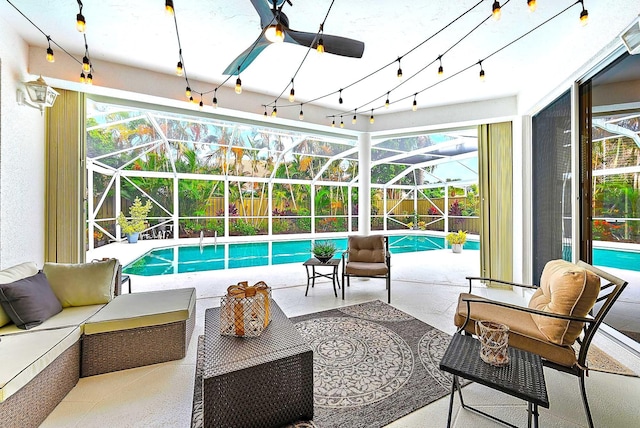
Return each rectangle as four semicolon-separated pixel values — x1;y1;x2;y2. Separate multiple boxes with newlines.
80;71;86;84
479;61;486;82
86;73;93;85
299;105;304;121
338;89;343;104
46;37;54;63
352;109;357;125
289;80;295;102
176;61;183;76
212;89;218;108
412;94;418;112
437;56;444;76
527;0;537;12
492;1;501;20
317;37;324;53
579;1;588;25
199;95;204;110
340;116;344;128
82;56;90;72
235;67;242;94
76;13;85;32
369;109;374;124
331;118;335;127
264;107;268;118
385;92;390;109
397;57;403;79
271;106;277;118
165;0;174;16
185;86;191;98
189;96;194;104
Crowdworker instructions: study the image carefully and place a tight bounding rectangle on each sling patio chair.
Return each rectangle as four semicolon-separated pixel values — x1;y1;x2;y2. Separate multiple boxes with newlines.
341;235;391;303
454;259;628;428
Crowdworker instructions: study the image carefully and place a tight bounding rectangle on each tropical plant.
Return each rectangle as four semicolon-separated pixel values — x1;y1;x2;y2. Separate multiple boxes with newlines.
312;241;337;259
445;230;467;245
117;197;152;235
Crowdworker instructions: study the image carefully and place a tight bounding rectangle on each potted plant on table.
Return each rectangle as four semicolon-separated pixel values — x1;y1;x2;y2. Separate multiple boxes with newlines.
117;197;152;243
312;241;337;263
445;230;467;253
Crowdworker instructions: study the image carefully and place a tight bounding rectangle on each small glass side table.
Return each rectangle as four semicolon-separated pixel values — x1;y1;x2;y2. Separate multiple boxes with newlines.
303;258;341;297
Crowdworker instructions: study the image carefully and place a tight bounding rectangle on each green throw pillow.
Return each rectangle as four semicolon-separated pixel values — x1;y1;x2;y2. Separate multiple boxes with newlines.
43;259;118;308
0;262;39;327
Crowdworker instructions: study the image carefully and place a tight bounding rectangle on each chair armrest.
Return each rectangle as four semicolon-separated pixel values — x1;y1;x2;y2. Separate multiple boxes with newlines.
465;276;538;293
461;297;596;324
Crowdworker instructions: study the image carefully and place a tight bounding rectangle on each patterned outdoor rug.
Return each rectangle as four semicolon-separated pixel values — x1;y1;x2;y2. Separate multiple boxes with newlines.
191;300;458;428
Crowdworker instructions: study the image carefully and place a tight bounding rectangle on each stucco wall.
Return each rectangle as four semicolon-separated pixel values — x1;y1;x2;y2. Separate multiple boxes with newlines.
0;17;46;269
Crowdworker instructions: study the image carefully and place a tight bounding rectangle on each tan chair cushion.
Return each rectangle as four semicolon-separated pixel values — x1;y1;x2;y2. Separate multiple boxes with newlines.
0;262;39;327
455;293;577;367
345;262;389;276
348;235;385;263
528;259;600;346
43;259;118;308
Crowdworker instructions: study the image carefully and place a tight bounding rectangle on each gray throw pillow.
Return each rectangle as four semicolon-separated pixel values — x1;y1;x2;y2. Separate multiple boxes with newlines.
0;271;63;329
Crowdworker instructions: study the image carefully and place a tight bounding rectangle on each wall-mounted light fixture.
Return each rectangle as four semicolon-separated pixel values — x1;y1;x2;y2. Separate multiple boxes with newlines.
620;15;640;55
16;76;59;114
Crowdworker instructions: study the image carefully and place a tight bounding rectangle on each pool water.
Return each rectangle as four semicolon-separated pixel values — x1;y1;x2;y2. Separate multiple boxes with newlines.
123;235;480;276
593;247;640;272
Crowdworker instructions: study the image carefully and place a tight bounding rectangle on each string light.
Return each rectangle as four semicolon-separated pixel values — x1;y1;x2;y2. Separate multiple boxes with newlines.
212;89;218;108
492;1;501;20
331;118;335;127
527;0;537;12
299;105;304;120
352;109;357;124
235;67;242;94
79;71;86;84
340;116;344;128
185;86;191;98
412;94;418;112
264;107;268;117
338;89;343;104
76;1;86;33
86;73;93;85
271;106;277;117
46;37;54;63
437;56;444;76
165;0;174;16
479;61;486;81
369;109;374;124
189;96;194;103
289;80;295;102
82;55;90;72
317;24;325;53
397;57;403;79
385;92;390;109
176;60;183;76
199;94;204;110
579;1;588;25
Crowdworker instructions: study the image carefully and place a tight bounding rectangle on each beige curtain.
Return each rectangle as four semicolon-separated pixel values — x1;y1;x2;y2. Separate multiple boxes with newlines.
45;90;85;263
478;122;513;284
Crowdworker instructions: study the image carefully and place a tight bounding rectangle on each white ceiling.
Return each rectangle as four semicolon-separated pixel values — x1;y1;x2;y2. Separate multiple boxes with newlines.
1;0;639;119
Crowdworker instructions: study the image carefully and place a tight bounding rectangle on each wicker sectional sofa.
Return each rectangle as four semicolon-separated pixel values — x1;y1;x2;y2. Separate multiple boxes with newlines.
0;260;196;428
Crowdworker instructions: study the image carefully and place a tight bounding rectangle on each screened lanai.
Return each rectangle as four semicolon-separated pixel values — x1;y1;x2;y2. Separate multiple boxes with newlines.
86;99;479;250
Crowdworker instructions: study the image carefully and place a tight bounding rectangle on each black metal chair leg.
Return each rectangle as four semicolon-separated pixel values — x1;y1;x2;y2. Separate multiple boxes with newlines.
579;372;595;428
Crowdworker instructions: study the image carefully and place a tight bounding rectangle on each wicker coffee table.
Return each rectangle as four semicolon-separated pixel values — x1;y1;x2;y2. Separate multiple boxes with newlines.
203;300;313;428
439;333;549;428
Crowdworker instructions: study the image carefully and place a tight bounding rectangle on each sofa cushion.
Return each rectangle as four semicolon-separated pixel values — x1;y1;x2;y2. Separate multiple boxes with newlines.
0;272;63;330
528;259;601;346
347;235;385;263
83;288;196;335
43;259;117;308
0;304;105;337
0;326;80;402
0;262;39;327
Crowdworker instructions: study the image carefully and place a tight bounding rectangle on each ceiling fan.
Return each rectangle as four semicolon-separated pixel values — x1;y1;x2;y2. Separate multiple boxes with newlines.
223;0;365;75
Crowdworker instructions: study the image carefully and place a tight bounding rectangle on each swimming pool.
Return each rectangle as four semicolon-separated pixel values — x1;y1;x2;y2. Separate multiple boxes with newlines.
123;235;480;276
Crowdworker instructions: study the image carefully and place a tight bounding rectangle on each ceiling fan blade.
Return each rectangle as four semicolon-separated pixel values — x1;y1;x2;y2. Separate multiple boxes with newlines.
250;0;277;28
222;34;271;75
286;29;365;58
